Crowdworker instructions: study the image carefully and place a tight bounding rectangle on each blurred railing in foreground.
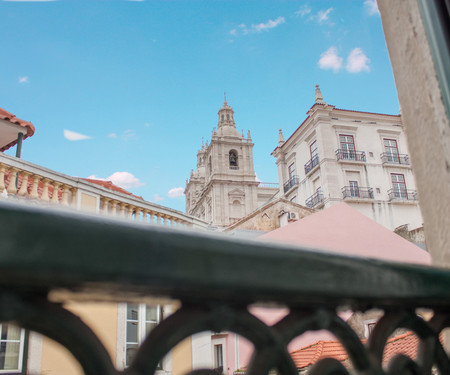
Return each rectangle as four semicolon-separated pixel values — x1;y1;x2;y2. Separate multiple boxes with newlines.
0;201;449;375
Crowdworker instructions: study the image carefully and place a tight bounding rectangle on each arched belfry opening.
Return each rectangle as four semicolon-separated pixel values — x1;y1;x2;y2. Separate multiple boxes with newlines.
229;150;238;168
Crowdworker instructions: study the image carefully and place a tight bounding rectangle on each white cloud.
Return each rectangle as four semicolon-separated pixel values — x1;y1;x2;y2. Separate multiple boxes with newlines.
18;76;28;83
252;16;285;33
318;46;343;72
168;187;185;198
107;171;144;189
144;122;151;127
317;8;333;23
108;133;117;138
364;0;380;16
295;4;311;17
153;194;164;203
346;48;370;73
121;129;136;141
230;17;285;37
63;129;92;141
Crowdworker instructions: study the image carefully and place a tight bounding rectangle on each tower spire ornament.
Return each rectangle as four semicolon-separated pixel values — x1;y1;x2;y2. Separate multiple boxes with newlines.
315;84;326;104
224;92;227;105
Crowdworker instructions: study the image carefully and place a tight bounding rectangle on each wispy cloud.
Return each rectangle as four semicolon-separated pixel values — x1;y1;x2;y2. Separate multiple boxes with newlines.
63;129;92;141
317;8;333;23
108;133;117;138
121;129;136;141
168;187;184;198
153;194;164;203
18;76;28;83
346;48;370;73
229;17;285;37
252;16;285;33
295;4;311;17
318;46;343;72
364;0;380;16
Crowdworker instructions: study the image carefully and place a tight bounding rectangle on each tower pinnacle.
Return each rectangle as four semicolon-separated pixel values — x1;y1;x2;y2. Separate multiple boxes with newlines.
315;84;326;104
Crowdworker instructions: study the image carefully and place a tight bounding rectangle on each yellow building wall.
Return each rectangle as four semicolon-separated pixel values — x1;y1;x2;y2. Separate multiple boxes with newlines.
172;337;192;375
40;302;118;375
79;192;98;213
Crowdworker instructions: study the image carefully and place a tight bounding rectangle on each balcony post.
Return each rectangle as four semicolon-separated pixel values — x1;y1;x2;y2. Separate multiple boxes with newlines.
51;182;61;204
29;175;40;200
17;172;31;198
6;168;19;196
101;197;110;215
119;203;126;217
70;188;78;207
0;164;6;194
61;185;71;206
110;200;118;216
142;209;149;223
41;179;51;202
127;206;135;219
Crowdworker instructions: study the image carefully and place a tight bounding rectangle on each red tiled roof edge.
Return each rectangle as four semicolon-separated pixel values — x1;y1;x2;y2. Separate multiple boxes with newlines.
0;107;36;152
82;178;144;200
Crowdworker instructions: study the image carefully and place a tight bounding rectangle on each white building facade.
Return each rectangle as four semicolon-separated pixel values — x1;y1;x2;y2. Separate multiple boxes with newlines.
272;86;423;231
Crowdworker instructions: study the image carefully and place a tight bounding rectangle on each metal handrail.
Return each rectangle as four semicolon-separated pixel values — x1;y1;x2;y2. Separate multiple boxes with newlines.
341;186;374;199
0;201;447;375
336;149;366;162
304;155;320;175
380;152;410;165
388;188;418;201
305;191;324;208
283;175;299;193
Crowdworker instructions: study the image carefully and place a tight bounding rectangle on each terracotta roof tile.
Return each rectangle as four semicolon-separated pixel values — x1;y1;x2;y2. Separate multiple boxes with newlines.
0;107;36;152
290;332;418;370
82;178;144;200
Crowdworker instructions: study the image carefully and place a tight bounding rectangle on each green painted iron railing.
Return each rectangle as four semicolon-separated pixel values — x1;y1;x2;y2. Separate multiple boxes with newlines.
0;201;449;375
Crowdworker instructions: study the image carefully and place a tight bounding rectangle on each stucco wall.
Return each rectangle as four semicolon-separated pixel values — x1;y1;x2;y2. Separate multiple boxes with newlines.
377;0;450;265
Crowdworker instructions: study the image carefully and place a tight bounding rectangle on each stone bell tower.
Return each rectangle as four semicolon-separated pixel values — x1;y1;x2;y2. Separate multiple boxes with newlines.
185;96;259;227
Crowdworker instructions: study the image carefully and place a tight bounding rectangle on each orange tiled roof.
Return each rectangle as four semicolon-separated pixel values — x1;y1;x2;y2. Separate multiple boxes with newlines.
82;178;144;200
0;107;35;152
290;332;418;370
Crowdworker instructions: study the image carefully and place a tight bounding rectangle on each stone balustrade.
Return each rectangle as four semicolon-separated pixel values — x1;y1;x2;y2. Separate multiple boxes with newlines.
0;153;208;229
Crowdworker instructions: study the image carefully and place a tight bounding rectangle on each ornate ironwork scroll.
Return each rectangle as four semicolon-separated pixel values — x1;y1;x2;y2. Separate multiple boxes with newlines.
0;201;449;374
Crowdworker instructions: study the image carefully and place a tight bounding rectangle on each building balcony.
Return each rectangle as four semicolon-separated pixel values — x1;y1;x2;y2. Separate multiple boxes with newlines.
283;175;299;193
0;201;448;375
380;153;410;166
342;186;374;199
304;155;320;175
0;152;206;229
388;188;418;202
335;149;366;163
305;191;324;208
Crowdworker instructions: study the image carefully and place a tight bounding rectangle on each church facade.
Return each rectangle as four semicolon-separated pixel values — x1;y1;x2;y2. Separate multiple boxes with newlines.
185;98;277;227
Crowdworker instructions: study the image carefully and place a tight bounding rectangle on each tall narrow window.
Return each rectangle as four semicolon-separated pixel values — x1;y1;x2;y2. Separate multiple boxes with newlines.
391;174;407;198
349;181;359;197
288;162;296;180
126;304;162;367
384;139;399;163
214;344;224;372
310;140;318;159
209;155;212;173
340;135;356;159
0;324;25;373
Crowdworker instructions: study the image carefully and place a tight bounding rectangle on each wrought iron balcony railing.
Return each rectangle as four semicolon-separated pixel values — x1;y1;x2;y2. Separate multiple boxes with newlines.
305;191;324;208
342;186;374;199
380;152;410;165
283;175;299;193
304;155;320;175
388;188;418;201
1;201;449;375
335;149;366;162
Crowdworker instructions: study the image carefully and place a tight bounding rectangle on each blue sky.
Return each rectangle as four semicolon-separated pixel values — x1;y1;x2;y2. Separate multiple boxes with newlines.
1;0;398;212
